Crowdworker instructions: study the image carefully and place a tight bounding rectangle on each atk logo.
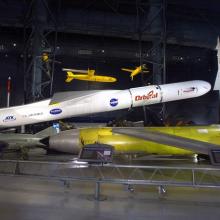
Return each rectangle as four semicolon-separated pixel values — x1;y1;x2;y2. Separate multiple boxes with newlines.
3;115;16;122
110;98;118;107
50;108;62;115
135;90;158;101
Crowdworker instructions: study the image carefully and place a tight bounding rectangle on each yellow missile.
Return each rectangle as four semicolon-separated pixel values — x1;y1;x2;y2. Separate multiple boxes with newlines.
63;68;117;83
121;64;149;80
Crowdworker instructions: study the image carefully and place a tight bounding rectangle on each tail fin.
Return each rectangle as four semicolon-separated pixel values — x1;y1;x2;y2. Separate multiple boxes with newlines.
34;126;58;138
88;69;95;76
65;71;74;83
121;68;133;73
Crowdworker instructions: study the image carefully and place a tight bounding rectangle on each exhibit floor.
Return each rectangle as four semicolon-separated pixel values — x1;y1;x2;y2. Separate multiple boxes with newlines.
0;150;219;220
0;175;219;220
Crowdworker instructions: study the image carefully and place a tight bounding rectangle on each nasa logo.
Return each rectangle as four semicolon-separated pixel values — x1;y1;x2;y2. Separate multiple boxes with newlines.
3;115;16;122
50;108;62;115
110;98;118;107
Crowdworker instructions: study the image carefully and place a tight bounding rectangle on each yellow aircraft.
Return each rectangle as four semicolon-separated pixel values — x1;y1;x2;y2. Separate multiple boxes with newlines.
47;125;220;164
62;68;117;83
121;64;149;80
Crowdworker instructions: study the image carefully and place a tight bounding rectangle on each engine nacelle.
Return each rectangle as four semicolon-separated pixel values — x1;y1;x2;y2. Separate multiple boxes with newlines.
48;129;82;154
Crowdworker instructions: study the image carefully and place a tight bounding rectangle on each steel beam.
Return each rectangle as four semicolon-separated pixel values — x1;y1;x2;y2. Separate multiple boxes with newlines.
23;0;58;102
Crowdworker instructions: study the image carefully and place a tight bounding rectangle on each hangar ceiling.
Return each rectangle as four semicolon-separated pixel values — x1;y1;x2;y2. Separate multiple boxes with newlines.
0;0;219;51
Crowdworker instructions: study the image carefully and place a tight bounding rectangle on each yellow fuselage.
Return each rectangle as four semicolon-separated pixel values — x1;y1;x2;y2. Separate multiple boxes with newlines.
69;74;117;82
131;66;142;78
79;125;220;155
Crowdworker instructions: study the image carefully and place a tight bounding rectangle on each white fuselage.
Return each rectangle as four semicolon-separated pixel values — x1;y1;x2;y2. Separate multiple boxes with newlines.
0;80;211;127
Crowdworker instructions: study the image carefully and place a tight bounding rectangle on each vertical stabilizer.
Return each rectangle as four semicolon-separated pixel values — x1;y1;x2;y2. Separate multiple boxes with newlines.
214;37;220;90
88;69;95;76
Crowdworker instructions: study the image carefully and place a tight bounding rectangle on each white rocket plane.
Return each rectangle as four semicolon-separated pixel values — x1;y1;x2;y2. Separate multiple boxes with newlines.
0;80;211;128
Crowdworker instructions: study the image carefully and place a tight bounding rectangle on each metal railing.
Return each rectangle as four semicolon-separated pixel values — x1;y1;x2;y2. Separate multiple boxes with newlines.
0;159;220;200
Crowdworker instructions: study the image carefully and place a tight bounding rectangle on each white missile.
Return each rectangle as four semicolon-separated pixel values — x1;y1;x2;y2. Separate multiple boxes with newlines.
0;80;211;128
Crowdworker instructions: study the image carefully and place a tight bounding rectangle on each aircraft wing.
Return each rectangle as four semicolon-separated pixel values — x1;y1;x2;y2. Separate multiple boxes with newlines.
49;90;100;104
113;127;220;155
121;68;133;73
62;68;88;74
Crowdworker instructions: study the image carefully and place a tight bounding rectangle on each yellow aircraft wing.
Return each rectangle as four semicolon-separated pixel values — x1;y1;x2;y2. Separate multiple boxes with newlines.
121;68;133;72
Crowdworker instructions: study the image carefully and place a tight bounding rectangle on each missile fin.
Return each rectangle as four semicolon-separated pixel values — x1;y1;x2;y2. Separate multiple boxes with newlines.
121;68;133;73
65;71;74;83
88;69;95;76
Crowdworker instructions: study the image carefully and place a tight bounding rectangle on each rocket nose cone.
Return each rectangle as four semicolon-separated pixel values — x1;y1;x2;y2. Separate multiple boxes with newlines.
199;81;211;95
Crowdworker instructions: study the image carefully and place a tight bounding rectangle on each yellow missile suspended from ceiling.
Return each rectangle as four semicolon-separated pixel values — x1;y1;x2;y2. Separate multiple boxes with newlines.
121;64;149;80
62;68;117;83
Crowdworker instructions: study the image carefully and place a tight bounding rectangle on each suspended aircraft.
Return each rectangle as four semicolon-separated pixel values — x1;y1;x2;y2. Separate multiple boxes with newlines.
0;80;211;128
62;68;117;83
121;64;149;80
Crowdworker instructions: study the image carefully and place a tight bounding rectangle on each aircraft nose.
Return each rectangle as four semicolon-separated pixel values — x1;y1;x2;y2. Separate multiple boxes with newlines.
199;81;211;95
